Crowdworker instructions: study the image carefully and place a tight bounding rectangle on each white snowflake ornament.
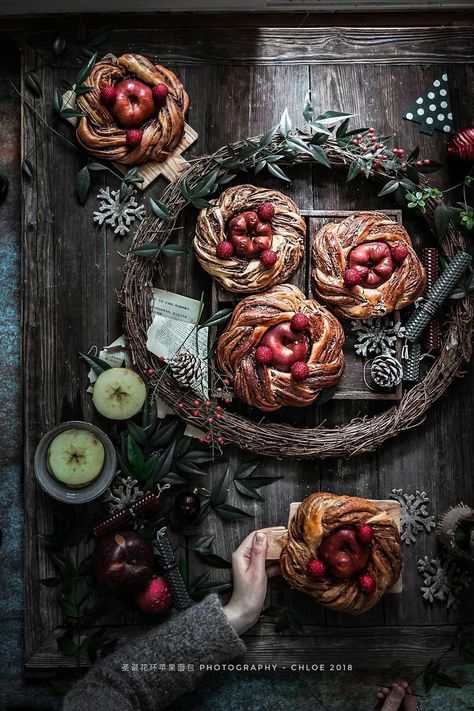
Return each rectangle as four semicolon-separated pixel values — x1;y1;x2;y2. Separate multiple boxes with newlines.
93;187;146;236
418;556;471;610
104;475;144;512
390;489;436;544
351;318;405;357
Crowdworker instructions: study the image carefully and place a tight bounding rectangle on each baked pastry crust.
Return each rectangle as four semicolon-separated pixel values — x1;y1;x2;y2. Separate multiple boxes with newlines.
216;284;345;411
311;211;426;319
280;492;402;614
194;185;305;293
76;53;189;165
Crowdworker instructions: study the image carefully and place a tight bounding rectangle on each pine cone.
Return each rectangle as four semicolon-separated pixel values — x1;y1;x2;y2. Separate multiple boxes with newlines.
371;354;403;388
169;352;203;387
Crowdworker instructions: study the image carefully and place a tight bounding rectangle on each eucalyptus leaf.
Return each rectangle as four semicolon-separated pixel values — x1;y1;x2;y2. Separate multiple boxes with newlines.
53;35;67;57
259;124;278;148
150;197;171;220
60;108;85;120
315;110;356;126
279;108;292;137
199;308;233;329
213;503;253;521
127;421;148;447
309;145;331;168
378;180;400;197
195;533;216;551
52;87;63;114
78;351;111;375
210;466;231;506
75;52;98;87
25;71;43;98
129;244;161;258
87;162;107;172
195;550;232;568
434;202;457;240
347;161;360;183
175;461;209;476
191;197;214;210
76;166;90;205
162;472;189;487
75;85;94;96
317;384;339;405
149;419;179;448
152;440;176;481
234;480;265;501
127;435;145;476
234;460;260;479
162;244;188;257
267;163;291;183
21;159;34;179
238;476;281;488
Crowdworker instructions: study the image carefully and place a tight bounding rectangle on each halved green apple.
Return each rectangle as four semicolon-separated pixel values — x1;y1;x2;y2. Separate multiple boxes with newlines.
92;367;147;420
48;428;105;488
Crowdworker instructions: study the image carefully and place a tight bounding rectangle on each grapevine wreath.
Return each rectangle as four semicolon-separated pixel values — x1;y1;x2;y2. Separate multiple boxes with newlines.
120;120;473;459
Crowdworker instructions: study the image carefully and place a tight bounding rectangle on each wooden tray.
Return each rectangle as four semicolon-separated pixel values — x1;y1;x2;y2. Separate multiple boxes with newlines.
62;53;197;189
211;209;403;401
265;498;402;593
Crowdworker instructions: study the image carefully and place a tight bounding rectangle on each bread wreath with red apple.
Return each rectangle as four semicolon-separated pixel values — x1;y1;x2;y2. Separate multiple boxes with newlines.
311;212;426;319
216;284;345;411
280;492;402;614
194;185;305;293
75;53;189;165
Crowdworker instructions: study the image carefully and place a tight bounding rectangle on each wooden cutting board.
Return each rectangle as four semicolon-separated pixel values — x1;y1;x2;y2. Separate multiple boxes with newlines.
265;499;402;593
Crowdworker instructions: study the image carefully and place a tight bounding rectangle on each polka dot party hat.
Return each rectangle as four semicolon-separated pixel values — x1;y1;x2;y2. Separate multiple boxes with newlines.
403;73;453;136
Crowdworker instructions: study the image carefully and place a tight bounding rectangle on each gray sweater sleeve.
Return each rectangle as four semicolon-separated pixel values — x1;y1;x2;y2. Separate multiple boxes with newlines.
63;594;246;711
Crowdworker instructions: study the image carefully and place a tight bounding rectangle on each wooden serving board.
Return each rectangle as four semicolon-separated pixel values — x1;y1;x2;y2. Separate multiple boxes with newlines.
265;499;402;593
211;209;403;402
61;53;197;189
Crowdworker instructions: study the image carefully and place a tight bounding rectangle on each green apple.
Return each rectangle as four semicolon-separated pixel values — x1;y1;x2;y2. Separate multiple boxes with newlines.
48;428;105;487
92;367;147;420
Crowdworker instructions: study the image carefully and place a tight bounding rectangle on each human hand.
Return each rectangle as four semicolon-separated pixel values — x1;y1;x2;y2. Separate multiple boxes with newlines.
223;528;284;635
373;681;417;710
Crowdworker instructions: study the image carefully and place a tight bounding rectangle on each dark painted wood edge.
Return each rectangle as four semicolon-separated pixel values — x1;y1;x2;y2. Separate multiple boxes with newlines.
24;623;474;673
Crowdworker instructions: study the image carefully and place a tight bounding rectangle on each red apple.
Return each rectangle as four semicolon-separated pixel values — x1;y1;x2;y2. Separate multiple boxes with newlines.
318;528;370;580
259;322;310;372
109;79;155;129
94;530;154;593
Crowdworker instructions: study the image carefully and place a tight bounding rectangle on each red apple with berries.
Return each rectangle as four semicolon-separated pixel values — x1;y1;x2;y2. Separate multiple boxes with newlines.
259;322;309;372
260;249;278;268
100;85;117;106
391;244;408;263
347;242;394;288
215;241;235;260
307;558;326;579
358;573;376;595
126;129;143;147
290;313;310;331
94;530;154;593
152;83;169;104
255;345;273;365
257;202;275;222
291;361;310;381
110;79;155;129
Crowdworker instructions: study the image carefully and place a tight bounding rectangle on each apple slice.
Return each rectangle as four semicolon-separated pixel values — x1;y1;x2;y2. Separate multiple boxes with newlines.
48;428;105;488
93;367;147;420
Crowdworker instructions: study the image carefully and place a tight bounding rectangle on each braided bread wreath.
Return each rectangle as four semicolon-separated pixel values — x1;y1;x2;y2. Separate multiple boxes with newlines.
193;185;306;293
75;53;189;166
280;492;402;614
216;284;345;411
311;211;426;319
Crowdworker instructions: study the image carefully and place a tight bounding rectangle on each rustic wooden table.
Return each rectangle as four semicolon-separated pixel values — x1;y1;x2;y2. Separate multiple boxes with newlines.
22;24;474;673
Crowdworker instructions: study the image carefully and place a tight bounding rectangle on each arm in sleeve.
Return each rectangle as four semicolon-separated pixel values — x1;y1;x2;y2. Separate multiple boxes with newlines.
63;594;246;711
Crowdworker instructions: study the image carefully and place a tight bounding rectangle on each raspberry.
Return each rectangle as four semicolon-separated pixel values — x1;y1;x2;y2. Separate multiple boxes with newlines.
358;574;376;595
255;346;273;365
291;361;310;381
343;268;363;287
356;524;374;544
260;249;278;268
215;241;234;260
391;244;408;263
257;202;275;222
291;313;310;331
307;559;326;579
126;129;143;147
100;85;117;105
152;83;169;103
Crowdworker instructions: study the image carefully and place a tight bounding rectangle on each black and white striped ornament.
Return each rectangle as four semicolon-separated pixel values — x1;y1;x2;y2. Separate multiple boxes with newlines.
371;354;404;388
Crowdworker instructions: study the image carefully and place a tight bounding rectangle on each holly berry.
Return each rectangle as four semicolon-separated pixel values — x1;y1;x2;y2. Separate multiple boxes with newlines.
135;575;172;615
100;85;117;105
307;559;326;579
422;159;431;166
126;129;143;147
216;241;234;260
358;574;376;595
257;202;275;222
260;249;278;268
290;313;310;331
291;361;310;381
255;345;273;365
145;367;155;377
152;83;169;103
391;244;408;263
174;489;201;523
343;268;363;287
356;524;374;544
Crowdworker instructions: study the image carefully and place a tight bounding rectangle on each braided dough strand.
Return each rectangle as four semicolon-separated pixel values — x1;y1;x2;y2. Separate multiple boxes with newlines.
76;53;189;166
216;284;345;411
311;212;426;319
280;492;402;614
194;185;305;293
